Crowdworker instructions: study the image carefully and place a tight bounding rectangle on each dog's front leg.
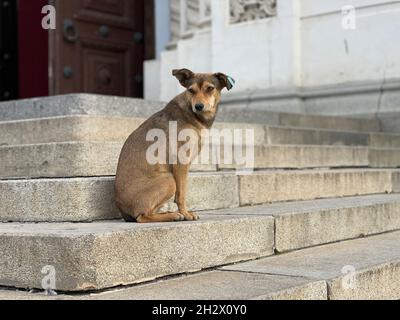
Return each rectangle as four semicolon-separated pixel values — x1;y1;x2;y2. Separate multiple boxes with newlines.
172;164;199;221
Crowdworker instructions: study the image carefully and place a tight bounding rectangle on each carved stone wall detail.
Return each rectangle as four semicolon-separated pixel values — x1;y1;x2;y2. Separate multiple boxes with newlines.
230;0;277;24
168;0;212;48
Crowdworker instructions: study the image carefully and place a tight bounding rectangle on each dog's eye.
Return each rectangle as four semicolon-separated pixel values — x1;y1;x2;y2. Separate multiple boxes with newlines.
188;88;196;94
207;86;215;93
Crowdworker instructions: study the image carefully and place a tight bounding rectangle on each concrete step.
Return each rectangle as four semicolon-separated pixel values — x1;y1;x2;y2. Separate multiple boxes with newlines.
264;126;370;146
87;231;398;300
0;93;381;133
380;115;400;133
0;173;239;222
0;169;398;223
239;169;398;206
369;148;400;168
2;114;399;148
0;215;275;292
0;94;165;122
266;129;400;148
5;142;400;180
277;112;381;133
0;116;144;146
220;145;398;170
217;107;381;133
0;222;398;298
221;231;400;300
213;194;400;252
0;275;327;300
0;115;272;146
370;132;400;148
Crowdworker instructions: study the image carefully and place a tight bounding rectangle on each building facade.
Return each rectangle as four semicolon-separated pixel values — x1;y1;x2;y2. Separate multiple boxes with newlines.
145;0;400;118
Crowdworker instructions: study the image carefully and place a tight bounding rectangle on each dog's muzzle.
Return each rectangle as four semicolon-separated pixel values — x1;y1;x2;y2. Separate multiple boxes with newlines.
195;103;205;112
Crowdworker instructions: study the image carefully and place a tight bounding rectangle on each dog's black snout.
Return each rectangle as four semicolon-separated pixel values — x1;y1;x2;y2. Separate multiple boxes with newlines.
195;103;205;111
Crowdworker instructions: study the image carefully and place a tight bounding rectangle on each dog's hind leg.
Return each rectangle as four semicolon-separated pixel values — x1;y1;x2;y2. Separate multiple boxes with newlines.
131;175;185;223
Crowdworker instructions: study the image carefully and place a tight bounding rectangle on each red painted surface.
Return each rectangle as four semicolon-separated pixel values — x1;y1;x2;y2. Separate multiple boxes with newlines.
18;0;49;99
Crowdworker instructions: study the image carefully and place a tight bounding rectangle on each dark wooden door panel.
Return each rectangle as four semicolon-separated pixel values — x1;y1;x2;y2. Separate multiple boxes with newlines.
82;40;130;96
50;0;149;98
76;0;136;29
83;0;126;16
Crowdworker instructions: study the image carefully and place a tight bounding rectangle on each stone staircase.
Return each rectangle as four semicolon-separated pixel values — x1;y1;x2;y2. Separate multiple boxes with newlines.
0;94;399;299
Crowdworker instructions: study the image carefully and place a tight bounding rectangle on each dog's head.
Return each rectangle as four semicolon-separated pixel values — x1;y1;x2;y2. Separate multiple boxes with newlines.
172;68;234;118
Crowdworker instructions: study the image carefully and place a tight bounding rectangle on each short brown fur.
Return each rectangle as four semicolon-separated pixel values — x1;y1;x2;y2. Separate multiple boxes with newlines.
115;69;232;223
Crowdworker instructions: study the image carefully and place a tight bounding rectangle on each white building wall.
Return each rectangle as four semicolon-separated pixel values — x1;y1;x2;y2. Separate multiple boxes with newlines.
301;0;400;86
159;30;212;100
155;0;171;59
212;0;301;91
145;0;400;116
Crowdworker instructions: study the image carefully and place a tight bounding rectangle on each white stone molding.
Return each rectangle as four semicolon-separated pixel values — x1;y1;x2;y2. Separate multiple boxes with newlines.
198;0;212;28
169;0;181;44
230;0;277;24
168;0;212;48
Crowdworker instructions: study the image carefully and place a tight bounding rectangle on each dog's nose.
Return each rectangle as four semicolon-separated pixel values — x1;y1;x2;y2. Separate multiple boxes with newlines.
195;103;204;112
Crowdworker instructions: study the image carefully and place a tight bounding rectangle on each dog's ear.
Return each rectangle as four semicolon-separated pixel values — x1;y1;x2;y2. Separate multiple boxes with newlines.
172;68;195;88
214;73;235;91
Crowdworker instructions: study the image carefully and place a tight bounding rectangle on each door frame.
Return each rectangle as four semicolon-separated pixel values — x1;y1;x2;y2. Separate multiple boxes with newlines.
144;0;155;61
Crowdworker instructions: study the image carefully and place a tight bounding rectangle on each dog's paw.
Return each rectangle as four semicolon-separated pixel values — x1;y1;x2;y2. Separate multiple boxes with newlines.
183;212;199;221
191;212;200;221
173;213;185;222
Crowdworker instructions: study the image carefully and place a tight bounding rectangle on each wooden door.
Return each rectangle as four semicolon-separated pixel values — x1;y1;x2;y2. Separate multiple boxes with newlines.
49;0;154;98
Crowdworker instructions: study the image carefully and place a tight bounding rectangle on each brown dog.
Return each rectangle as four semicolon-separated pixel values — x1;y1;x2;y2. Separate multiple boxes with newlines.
114;69;234;223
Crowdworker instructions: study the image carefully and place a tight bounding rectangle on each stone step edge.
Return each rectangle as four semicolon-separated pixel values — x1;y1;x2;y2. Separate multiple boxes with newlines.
5;140;400;150
1;167;397;177
2;141;400;162
0;215;275;292
1;142;400;181
1;232;398;299
85;257;400;300
0;194;400;291
221;231;400;300
198;193;400;252
0;114;392;136
1;262;396;300
0;93;381;131
115;232;400;300
0;169;399;222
